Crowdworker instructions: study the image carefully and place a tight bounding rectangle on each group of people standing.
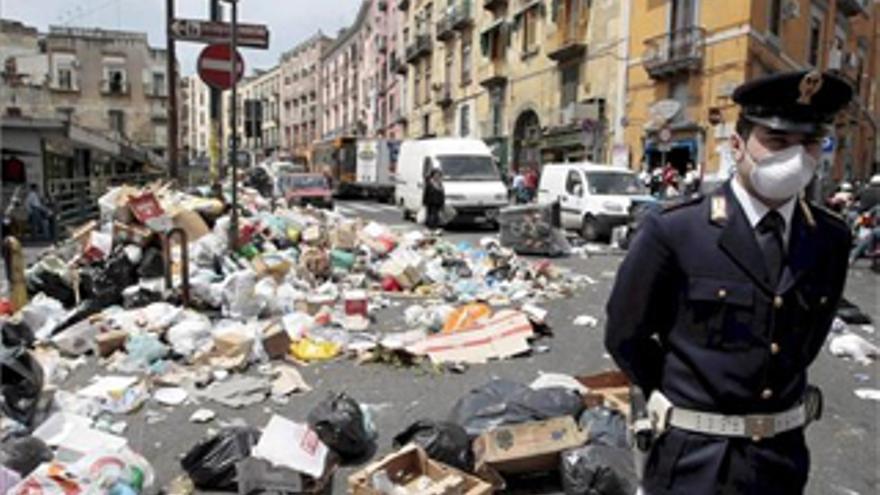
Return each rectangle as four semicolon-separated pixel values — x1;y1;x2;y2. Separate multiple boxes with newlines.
511;167;539;204
642;162;702;198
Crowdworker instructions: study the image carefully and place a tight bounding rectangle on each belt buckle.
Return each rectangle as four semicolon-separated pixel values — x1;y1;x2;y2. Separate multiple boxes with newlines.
744;414;775;440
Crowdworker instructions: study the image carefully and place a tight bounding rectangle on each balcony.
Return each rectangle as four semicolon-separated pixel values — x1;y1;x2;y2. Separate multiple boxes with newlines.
405;34;432;63
642;27;706;80
437;1;473;41
390;56;407;76
479;60;508;88
101;79;130;96
837;0;870;17
434;82;453;107
483;0;507;11
398;0;409;10
547;22;588;62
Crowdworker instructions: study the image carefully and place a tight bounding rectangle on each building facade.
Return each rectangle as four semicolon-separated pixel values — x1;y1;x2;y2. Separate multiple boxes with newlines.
400;0;628;172
280;33;333;160
321;2;372;139
180;75;212;162
225;66;282;160
0;23;172;159
624;0;879;181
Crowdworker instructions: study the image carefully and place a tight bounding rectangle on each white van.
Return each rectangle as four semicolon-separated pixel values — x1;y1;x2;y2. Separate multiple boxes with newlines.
395;138;509;225
537;163;654;240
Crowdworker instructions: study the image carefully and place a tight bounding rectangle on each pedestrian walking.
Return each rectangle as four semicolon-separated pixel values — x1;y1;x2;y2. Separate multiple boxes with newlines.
524;167;539;202
25;183;49;241
422;168;445;230
605;70;853;495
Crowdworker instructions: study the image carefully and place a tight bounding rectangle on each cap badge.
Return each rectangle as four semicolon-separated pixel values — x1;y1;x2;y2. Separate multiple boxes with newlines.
797;70;823;105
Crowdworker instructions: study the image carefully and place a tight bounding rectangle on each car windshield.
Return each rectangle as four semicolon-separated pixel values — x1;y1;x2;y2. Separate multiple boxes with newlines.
437;155;499;181
586;172;646;195
288;175;327;189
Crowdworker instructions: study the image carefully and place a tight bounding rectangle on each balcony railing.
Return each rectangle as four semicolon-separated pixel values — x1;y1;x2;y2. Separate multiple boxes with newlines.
437;1;473;40
642;26;706;80
837;0;870;17
483;0;507;11
479;60;508;88
547;28;587;62
405;34;432;63
101;79;130;95
390;56;407;76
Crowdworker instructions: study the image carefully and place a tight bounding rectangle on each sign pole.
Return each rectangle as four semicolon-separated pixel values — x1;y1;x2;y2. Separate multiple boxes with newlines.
228;0;239;251
209;0;224;182
166;0;179;180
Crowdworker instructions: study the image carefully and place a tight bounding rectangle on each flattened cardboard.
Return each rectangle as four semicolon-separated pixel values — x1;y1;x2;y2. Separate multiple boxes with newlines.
407;310;534;364
472;416;587;479
576;370;632;417
348;444;492;495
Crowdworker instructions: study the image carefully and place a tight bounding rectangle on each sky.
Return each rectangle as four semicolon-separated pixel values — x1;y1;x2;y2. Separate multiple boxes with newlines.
0;0;360;76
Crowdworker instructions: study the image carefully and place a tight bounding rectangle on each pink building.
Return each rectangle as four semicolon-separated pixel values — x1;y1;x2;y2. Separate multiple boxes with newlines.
279;32;332;160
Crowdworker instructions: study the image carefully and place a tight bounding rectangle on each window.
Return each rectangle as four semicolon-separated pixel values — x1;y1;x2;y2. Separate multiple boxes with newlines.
566;170;583;195
414;62;421;105
768;0;782;38
459;104;470;137
808;14;822;67
423;114;430;136
108;110;125;136
105;68;126;94
152;72;166;96
445;49;453;87
560;63;579;108
461;34;472;84
57;68;73;90
522;7;539;54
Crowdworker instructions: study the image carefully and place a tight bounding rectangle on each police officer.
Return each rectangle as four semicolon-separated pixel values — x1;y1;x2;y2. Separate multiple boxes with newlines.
605;70;853;494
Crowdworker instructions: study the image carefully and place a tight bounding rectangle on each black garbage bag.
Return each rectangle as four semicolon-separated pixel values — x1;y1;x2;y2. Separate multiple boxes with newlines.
1;320;34;349
0;436;53;476
26;268;75;307
560;445;637;495
393;420;474;472
0;347;44;425
122;287;163;309
578;407;629;449
449;379;584;437
80;251;139;309
180;427;261;491
307;392;374;460
837;297;872;324
138;247;165;279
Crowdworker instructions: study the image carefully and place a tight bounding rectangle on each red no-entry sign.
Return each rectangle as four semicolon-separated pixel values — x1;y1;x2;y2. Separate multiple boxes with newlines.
197;43;244;90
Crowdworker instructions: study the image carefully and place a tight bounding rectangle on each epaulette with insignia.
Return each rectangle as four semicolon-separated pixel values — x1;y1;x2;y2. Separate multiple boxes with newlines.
662;193;703;213
802;197;847;231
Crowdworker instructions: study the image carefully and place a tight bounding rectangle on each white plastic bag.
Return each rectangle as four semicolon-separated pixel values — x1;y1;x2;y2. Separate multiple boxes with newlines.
166;312;213;357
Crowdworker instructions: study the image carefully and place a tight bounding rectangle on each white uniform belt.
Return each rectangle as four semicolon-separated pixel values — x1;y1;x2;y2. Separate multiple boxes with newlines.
669;404;806;439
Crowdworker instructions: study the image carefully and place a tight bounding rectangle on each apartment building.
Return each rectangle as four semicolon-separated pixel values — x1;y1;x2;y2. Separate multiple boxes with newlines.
225;66;282;159
180;75;212;162
321;1;372;139
401;0;628;171
624;0;878;181
0;23;172;158
280;33;333;160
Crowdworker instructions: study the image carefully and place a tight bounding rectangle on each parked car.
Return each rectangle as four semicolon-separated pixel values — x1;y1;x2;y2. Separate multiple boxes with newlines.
536;163;654;241
395;138;508;226
279;173;334;209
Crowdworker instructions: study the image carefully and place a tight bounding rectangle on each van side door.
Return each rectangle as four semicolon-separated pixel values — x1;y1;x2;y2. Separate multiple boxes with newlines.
561;169;585;228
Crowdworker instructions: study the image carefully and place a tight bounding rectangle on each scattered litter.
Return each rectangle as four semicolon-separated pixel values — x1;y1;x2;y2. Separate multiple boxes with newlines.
573;315;599;327
190;408;217;424
200;376;271;409
828;333;879;365
854;388;880;401
271;365;312;397
253;415;330;478
153;387;189;406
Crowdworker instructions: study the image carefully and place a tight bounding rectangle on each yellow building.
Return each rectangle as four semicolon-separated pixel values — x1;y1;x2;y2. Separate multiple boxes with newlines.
624;0;879;183
402;0;629;171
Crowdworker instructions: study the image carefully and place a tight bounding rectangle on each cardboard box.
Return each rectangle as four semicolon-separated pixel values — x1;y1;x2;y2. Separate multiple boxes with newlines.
262;323;292;360
329;222;358;250
128;192;164;224
349;445;492;495
94;330;128;357
172;209;210;241
472;416;587;480
214;330;254;358
576;370;631;417
344;290;368;317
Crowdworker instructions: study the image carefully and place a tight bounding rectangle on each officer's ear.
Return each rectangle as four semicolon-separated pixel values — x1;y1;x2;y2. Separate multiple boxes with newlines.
730;132;746;163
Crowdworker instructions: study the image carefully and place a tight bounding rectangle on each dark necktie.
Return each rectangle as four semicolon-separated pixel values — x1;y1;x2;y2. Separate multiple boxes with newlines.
757;211;785;288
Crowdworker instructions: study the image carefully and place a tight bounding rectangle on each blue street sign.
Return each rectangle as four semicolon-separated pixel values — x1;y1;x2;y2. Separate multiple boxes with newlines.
822;136;836;153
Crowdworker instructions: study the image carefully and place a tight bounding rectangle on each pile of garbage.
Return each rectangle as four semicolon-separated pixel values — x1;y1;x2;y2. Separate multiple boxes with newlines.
0;180;605;492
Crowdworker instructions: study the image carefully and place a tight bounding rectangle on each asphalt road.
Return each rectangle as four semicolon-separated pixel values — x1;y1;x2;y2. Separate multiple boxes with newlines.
41;199;880;494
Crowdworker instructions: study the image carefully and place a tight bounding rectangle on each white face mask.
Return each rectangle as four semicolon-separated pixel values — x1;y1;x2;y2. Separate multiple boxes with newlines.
744;144;818;201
